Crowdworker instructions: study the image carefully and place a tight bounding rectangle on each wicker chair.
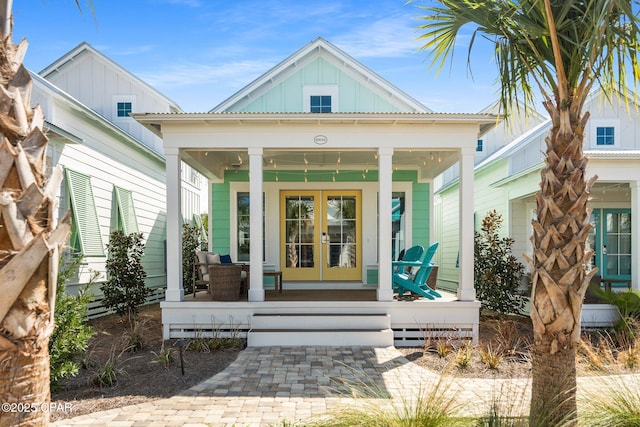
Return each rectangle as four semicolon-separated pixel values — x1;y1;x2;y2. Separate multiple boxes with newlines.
208;264;242;301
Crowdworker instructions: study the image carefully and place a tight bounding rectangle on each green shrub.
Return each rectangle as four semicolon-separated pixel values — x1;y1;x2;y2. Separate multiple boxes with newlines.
182;223;202;295
101;231;150;321
594;288;640;345
49;257;96;390
474;210;526;316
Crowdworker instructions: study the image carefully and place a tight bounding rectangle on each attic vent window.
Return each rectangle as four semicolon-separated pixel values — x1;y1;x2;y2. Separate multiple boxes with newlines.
117;102;132;118
310;95;332;113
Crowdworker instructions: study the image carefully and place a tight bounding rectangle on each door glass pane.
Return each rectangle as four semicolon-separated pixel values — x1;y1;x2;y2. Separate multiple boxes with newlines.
620;213;631;233
285;196;314;268
604;211;632;277
607;214;618;232
327;195;357;268
621;256;632;276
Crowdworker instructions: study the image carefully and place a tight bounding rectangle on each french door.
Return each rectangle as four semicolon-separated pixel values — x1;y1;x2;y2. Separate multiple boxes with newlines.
588;209;632;280
280;190;361;281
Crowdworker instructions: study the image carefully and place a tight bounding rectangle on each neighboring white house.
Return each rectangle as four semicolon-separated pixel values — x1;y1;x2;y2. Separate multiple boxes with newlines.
434;90;640;326
134;38;496;345
31;43;204;315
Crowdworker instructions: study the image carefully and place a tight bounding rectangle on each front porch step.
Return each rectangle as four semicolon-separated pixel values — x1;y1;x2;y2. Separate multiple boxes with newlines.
247;313;393;347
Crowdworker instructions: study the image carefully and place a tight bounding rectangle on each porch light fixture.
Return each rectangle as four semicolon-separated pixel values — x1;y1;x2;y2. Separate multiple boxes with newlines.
304;153;308;164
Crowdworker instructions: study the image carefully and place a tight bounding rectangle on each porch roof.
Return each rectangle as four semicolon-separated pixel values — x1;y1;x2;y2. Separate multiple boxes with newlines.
133;111;497;137
133;112;498;181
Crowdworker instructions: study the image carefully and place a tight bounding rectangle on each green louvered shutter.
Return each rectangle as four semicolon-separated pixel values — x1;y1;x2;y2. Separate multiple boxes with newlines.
114;186;139;234
65;169;105;256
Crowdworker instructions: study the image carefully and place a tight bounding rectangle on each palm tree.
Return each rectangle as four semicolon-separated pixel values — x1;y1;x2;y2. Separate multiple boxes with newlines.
0;1;89;425
415;1;640;425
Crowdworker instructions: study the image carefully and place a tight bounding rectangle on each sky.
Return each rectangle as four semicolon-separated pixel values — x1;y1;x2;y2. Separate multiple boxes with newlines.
13;0;500;114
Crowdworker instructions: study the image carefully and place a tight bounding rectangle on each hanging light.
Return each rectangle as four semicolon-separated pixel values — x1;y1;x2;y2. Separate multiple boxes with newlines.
304;153;308;165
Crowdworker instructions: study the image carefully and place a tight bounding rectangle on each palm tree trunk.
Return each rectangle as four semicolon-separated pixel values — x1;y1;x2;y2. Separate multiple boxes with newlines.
527;111;596;426
0;5;71;426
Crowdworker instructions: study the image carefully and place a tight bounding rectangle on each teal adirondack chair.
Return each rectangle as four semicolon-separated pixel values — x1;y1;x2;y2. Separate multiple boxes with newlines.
393;245;424;275
392;242;441;300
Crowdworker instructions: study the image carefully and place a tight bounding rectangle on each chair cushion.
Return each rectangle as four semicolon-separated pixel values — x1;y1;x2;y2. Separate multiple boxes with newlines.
220;254;232;264
206;253;221;265
196;251;209;275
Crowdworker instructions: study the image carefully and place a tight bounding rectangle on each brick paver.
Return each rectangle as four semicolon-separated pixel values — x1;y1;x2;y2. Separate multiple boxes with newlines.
51;346;640;426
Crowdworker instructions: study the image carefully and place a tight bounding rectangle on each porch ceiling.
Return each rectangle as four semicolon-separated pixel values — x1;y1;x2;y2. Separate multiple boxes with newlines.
184;148;458;181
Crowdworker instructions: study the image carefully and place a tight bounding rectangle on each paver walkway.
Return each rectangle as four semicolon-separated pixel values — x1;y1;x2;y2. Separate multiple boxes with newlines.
51;346;640;427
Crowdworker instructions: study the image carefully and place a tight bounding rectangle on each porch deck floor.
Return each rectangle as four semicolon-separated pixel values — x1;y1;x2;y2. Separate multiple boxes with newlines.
188;288;378;302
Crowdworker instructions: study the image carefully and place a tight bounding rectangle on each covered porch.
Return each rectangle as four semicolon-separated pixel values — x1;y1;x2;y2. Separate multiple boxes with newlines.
134;112;495;345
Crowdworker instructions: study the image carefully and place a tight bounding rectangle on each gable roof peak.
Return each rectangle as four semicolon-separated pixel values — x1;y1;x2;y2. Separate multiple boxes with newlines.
39;42;182;112
211;37;432;113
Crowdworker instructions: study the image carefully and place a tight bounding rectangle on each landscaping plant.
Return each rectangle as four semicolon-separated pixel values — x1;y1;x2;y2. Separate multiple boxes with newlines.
49;257;96;390
101;231;150;321
182;223;202;295
474;210;526;316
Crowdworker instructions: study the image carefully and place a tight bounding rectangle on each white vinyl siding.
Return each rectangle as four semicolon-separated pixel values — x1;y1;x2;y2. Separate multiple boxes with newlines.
65;168;105;257
113;186;139;234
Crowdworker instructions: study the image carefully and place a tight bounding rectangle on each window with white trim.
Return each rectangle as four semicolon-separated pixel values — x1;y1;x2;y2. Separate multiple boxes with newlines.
596;126;615;146
476;139;484;152
590;120;619;148
113;95;135;121
303;86;338;113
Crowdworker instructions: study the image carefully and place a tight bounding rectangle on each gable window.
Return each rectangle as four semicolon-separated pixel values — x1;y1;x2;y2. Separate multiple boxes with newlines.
310;95;332;113
113;95;136;121
476;139;484;152
116;102;132;118
113;186;139;234
303;85;338;113
65;169;104;257
596;126;615;146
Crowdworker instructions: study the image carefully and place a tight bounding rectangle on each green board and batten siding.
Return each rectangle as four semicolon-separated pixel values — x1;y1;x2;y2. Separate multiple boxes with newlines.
234;57;404;114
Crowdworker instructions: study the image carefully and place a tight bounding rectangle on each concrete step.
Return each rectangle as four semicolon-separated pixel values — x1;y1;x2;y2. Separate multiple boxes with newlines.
250;313;390;330
247;313;394;346
247;328;394;347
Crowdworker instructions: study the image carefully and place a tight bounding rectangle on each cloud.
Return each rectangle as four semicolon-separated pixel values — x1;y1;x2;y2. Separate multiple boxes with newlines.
137;59;274;90
331;13;423;59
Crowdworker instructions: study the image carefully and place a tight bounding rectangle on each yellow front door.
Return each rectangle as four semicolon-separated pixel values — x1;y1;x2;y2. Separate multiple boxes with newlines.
322;191;361;281
280;190;361;282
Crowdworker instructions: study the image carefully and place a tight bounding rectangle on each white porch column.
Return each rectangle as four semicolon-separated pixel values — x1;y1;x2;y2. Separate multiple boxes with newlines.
378;147;394;301
458;147;476;301
165;148;183;301
248;147;265;302
631;181;640;290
